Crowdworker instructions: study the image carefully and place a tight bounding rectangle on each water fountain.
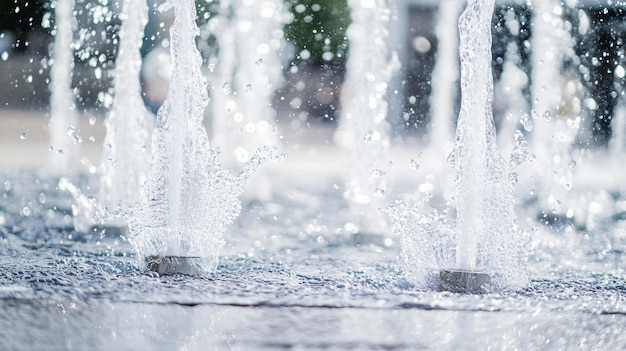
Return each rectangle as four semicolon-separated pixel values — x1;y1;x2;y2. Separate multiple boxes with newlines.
98;0;153;225
48;0;79;173
128;0;272;275
393;0;529;293
335;0;397;242
428;0;463;152
207;0;286;201
1;0;626;349
209;0;284;168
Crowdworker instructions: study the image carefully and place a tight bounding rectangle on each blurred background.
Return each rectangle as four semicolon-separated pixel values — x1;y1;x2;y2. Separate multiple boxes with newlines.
0;0;624;169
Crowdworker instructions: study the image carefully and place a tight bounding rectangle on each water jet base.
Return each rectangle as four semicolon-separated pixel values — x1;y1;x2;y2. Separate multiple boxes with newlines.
439;269;491;294
146;256;203;276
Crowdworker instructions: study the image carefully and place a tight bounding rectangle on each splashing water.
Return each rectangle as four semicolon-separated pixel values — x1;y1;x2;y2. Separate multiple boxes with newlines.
128;0;272;274
48;0;78;173
335;0;398;235
99;0;153;219
393;0;529;291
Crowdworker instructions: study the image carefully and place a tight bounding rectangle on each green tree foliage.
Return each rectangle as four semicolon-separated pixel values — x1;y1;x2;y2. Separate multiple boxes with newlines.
283;0;350;66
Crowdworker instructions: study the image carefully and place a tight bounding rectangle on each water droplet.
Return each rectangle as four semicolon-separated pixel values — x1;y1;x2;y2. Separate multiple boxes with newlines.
73;134;83;144
520;114;533;131
20;132;26;140
1;52;8;61
21;207;31;217
569;159;577;169
410;159;420;170
363;130;374;142
506;112;513;120
245;84;252;93
89;116;97;125
38;193;47;204
66;126;75;136
371;169;385;177
543;110;552;121
447;150;456;166
531;109;539;120
374;188;386;196
564;183;572;190
254;58;263;65
89;136;96;142
222;82;231;94
57;149;64;155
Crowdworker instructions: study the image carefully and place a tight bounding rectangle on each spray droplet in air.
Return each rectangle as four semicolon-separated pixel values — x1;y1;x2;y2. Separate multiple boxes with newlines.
410;159;420;170
543;110;552;121
363;130;374;142
222;82;232;94
254;58;263;65
371;169;385;177
446;150;456;166
245;84;252;93
569;159;577;169
20;133;26;140
520;114;533;131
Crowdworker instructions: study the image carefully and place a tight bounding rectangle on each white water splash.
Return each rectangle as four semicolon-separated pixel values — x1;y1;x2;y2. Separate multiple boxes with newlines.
129;0;273;274
335;0;398;235
99;0;153;219
48;0;79;173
